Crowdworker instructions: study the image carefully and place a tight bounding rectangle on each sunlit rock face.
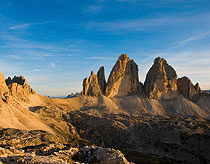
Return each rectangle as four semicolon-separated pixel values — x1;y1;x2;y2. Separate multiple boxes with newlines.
0;72;9;104
82;71;102;97
177;76;201;102
144;57;178;99
105;54;139;97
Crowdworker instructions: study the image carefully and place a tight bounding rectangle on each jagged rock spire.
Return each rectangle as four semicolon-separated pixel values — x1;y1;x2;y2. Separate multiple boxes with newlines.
144;57;178;99
105;54;139;97
177;76;201;102
97;66;106;94
5;76;35;102
82;71;102;96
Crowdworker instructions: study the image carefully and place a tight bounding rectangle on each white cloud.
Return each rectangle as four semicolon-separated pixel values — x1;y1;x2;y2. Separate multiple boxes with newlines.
178;31;210;46
87;17;182;31
9;22;48;30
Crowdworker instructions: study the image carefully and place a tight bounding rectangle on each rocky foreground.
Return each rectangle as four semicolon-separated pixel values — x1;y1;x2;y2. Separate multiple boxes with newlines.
0;130;130;164
0;54;210;163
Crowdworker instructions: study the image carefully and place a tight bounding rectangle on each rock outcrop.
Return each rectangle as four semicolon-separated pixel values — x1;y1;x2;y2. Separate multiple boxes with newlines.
105;54;139;97
82;71;102;97
97;66;106;94
0;72;9;104
5;76;35;102
0;128;131;164
177;76;201;102
69;111;210;164
144;57;178;99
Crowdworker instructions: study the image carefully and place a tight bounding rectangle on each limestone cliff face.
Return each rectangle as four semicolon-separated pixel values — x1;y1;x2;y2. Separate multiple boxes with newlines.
144;57;178;99
97;66;106;94
105;54;139;97
0;72;9;104
6;76;35;102
82;71;102;97
177;76;201;102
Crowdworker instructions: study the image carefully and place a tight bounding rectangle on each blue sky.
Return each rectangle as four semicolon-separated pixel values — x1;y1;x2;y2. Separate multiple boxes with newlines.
0;0;210;96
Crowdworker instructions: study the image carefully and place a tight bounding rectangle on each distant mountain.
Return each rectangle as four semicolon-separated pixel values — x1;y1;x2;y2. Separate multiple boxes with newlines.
203;90;210;93
66;92;81;98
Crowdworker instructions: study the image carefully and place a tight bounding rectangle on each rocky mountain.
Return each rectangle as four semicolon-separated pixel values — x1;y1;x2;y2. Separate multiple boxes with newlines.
144;57;178;99
1;54;210;164
177;76;201;102
105;54;139;97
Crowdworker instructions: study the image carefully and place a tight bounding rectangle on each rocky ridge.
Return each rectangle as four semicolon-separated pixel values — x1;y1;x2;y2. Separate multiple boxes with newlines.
0;54;210;163
82;55;207;103
6;76;35;102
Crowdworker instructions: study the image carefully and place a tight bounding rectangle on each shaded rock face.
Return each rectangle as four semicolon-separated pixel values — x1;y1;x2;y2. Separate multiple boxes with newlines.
68;111;210;164
97;66;106;94
82;71;102;97
194;83;202;94
0;72;9;104
177;77;201;102
105;54;139;97
144;57;178;99
137;82;145;96
6;76;35;102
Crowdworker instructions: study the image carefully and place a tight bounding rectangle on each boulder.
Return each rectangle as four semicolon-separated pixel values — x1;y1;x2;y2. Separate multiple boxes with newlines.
82;71;102;96
144;57;178;99
105;54;139;97
177;76;201;102
97;66;106;94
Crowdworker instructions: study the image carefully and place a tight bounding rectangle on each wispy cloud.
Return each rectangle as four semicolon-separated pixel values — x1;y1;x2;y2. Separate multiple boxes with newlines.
178;31;210;46
87;17;182;31
86;5;103;13
5;55;25;60
9;22;48;30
